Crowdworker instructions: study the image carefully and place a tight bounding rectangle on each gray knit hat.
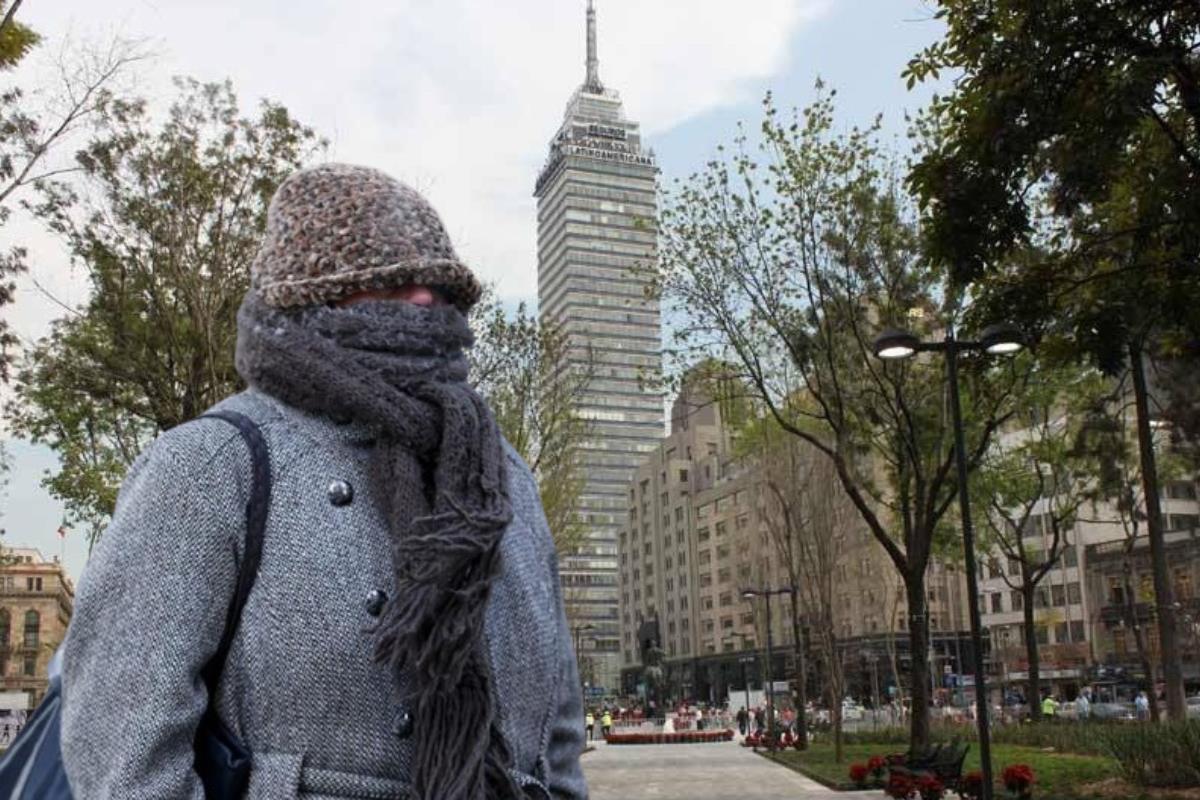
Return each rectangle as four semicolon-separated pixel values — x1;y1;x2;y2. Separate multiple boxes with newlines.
251;163;482;311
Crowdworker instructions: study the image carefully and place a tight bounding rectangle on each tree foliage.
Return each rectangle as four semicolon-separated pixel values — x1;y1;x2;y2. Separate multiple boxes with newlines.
470;299;591;555
973;364;1110;717
654;85;1026;748
907;0;1200;722
7;78;322;545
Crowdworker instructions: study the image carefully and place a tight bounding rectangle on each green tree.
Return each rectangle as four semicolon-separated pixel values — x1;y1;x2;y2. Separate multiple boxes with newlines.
7;78;322;546
1072;372;1193;722
907;0;1200;721
973;366;1109;718
470;299;592;555
654;86;1025;750
753;425;851;758
0;8;140;383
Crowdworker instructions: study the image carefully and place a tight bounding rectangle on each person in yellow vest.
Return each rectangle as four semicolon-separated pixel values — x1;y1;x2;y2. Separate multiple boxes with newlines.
1041;694;1059;719
585;710;594;741
601;710;613;739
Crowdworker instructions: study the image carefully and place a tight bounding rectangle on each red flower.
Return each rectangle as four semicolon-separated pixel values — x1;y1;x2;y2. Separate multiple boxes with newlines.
868;755;887;776
1002;763;1035;791
885;773;917;799
849;763;870;785
916;774;944;800
960;770;985;799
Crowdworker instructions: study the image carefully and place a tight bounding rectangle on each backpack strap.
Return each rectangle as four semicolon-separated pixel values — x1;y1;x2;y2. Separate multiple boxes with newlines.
197;410;271;696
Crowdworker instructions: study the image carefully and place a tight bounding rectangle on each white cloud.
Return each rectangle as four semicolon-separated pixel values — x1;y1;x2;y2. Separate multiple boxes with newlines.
6;0;827;346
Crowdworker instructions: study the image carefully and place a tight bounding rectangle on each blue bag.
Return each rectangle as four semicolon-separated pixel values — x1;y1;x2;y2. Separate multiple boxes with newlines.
0;411;271;798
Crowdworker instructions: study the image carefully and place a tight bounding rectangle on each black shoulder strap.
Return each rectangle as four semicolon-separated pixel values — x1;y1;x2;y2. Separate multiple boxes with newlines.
197;410;271;695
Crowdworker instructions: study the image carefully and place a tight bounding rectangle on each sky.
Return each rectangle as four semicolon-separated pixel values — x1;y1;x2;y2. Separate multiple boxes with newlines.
1;0;949;581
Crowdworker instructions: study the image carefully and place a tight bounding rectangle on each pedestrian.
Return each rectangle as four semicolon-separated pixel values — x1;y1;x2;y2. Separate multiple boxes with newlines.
585;710;595;741
601;709;613;739
1075;691;1090;721
1041;693;1059;719
1135;691;1150;721
58;164;587;799
736;706;748;735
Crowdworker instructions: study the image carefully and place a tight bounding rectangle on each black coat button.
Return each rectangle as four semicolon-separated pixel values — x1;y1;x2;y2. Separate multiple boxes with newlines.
365;589;388;617
328;480;354;506
393;709;414;739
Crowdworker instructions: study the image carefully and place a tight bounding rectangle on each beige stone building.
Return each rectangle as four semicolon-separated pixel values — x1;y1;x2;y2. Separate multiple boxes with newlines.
0;548;75;710
617;379;972;704
1084;524;1200;693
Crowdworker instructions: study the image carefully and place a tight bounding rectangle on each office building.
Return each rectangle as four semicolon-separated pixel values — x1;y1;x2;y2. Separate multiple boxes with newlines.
535;0;664;692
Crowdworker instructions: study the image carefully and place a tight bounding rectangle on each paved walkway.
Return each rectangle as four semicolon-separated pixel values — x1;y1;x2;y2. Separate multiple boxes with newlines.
582;739;879;799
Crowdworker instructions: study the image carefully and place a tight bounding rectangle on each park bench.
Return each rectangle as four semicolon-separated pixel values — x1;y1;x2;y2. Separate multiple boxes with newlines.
888;741;970;791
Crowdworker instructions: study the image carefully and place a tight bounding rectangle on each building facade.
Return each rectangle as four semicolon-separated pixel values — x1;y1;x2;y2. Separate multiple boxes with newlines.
535;0;664;692
1085;522;1200;690
618;379;973;707
0;548;74;711
976;423;1200;702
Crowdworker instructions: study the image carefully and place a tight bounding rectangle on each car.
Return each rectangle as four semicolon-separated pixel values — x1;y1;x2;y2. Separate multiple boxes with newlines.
1187;696;1200;719
1091;701;1135;721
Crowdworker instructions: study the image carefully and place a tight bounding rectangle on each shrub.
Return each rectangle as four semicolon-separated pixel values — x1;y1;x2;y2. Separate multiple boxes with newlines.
1097;719;1200;788
868;754;887;778
606;729;735;745
848;763;869;786
990;720;1111;755
840;726;911;746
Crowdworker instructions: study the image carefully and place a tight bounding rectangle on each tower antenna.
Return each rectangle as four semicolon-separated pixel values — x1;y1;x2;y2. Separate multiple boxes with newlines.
585;0;603;91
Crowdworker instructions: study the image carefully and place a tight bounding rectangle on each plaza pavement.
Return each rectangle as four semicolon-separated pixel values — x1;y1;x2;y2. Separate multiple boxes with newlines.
582;738;881;799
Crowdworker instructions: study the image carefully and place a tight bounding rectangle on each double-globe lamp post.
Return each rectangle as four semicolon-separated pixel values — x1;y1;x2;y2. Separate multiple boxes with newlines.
572;623;596;698
741;586;794;744
872;322;1024;800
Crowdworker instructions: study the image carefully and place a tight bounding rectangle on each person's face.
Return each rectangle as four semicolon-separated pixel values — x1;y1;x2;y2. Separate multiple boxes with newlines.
334;283;448;308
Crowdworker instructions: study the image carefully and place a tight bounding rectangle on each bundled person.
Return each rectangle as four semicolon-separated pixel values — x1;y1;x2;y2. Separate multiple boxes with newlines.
59;164;588;799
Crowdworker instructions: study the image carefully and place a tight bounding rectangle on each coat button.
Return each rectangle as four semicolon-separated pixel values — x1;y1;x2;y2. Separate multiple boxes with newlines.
328;480;354;506
365;589;387;617
392;709;414;739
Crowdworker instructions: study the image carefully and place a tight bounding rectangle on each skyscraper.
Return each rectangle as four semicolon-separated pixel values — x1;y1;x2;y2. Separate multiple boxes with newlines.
535;0;664;693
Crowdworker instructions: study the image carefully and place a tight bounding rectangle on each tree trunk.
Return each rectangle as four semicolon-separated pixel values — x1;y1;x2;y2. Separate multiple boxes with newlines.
827;640;844;764
1129;343;1187;721
906;577;931;750
886;601;905;723
1023;582;1043;721
789;594;809;749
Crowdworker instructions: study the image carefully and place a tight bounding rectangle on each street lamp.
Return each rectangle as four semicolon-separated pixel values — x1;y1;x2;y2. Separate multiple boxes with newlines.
572;623;596;699
871;321;1024;800
742;586;794;743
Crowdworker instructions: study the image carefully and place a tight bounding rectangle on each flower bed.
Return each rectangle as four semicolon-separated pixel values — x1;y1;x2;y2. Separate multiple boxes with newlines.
605;728;735;745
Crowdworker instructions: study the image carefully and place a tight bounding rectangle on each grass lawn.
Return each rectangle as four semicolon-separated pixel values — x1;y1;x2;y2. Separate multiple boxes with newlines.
761;741;1122;799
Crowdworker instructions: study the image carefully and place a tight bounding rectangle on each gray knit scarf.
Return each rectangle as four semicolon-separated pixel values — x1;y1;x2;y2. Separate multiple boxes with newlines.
235;291;523;800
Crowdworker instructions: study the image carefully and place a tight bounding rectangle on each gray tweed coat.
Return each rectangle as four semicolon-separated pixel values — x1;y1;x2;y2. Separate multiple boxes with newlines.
60;388;588;799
